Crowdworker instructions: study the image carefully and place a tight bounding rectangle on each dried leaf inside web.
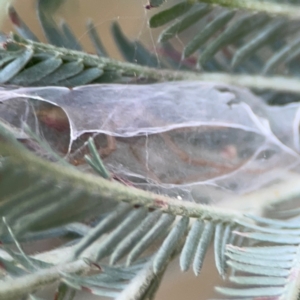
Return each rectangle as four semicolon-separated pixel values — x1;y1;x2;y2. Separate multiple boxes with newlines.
0;81;299;202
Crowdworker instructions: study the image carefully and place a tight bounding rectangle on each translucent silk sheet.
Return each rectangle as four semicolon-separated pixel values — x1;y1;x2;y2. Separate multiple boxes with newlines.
0;81;299;202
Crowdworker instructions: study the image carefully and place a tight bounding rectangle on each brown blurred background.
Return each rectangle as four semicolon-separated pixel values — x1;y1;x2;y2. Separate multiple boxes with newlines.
2;1;222;299
2;0;164;60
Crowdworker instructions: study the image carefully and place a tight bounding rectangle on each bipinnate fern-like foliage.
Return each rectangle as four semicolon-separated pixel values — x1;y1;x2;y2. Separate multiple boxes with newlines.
1;0;300;300
2;127;300;300
2;1;300;96
151;2;300;74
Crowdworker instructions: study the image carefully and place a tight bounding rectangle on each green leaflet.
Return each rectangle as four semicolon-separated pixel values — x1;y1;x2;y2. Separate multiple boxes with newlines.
263;37;300;74
216;286;284;297
8;6;38;41
93;208;148;261
11;57;63;85
111;22;161;68
86;19;108;57
37;61;84;85
126;213;176;265
158;4;212;43
214;222;232;277
231;19;286;68
197;13;270;68
149;1;193;28
179;218;203;272
193;221;214;275
183;9;235;58
110;210;163;265
0;46;33;82
153;216;189;273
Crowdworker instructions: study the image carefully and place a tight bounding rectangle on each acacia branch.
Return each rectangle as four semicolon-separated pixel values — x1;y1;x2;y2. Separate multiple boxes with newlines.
2;140;240;222
5;36;300;94
0;259;89;299
192;0;300;20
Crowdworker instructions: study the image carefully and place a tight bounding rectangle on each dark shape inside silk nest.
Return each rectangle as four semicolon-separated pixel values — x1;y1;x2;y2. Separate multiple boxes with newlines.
0;81;299;203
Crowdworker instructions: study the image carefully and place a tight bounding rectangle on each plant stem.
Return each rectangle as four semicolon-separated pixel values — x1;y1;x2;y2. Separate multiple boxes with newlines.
0;259;89;299
191;0;300;19
9;36;300;94
1;139;240;223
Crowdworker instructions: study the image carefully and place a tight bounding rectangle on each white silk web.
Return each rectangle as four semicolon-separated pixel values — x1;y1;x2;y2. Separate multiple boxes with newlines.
0;82;300;203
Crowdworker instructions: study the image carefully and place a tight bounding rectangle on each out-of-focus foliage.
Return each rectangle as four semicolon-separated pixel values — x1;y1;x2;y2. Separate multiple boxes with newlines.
0;0;15;26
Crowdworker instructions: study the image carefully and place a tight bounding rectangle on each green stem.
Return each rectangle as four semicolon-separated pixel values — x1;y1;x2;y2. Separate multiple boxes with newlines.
1;139;240;223
192;0;300;19
11;36;300;94
0;259;89;299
